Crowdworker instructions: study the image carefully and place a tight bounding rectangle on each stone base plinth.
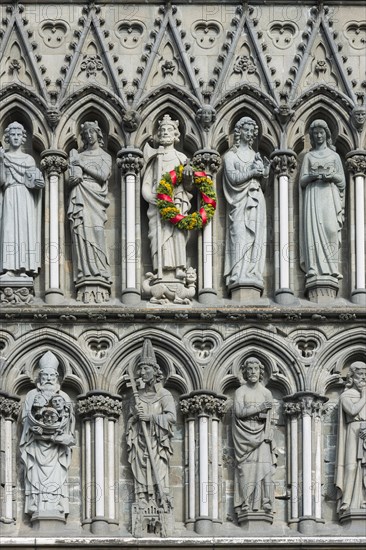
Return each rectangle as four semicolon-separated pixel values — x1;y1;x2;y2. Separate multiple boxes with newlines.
351;289;366;306
194;517;214;535
339;508;366;528
297;516;325;535
30;513;66;531
305;276;339;303
275;288;298;305
198;288;217;305
75;278;111;304
236;510;274;528
229;282;264;303
45;288;64;305
121;287;141;305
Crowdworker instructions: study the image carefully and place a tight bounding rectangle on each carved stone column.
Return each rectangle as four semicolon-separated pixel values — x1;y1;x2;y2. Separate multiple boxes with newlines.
0;392;20;525
192;150;221;305
77;391;123;534
117;148;144;304
346;150;366;306
284;393;327;534
180;391;226;534
40;150;68;304
270;150;297;305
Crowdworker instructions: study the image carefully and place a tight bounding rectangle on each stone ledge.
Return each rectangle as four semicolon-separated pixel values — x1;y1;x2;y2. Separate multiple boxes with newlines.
0;537;365;548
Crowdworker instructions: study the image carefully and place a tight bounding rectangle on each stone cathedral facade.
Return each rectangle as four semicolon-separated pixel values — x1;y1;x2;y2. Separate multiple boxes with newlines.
0;1;365;548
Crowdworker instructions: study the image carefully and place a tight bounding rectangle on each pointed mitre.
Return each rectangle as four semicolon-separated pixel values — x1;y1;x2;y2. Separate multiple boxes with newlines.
138;338;158;367
38;351;59;372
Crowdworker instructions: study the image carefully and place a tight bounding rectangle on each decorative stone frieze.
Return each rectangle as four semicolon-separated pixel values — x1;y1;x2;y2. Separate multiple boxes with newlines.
40;150;68;176
77;392;123;418
117;148;144;176
346;150;366;176
270;150;297;177
192;149;221;175
180;391;226;418
0;393;21;420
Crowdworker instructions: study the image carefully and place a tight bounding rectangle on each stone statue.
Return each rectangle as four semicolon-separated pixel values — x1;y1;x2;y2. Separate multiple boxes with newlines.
335;361;366;518
0;122;45;280
232;357;276;523
299;120;345;282
126;338;176;536
142;115;193;280
351;106;366;132
20;351;75;521
196;105;216;131
68;121;112;284
223;117;270;292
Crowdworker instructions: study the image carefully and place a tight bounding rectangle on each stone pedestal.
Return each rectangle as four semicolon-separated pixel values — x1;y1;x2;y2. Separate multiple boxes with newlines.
275;288;298;305
229;282;263;302
198;288;217;305
305;276;339;303
75;278;111;304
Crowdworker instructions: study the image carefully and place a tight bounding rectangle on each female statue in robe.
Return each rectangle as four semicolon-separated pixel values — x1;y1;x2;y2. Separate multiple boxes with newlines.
68;121;112;282
299;120;345;280
0;122;44;278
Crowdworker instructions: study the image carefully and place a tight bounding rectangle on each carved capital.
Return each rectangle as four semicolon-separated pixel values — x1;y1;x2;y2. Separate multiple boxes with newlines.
0;393;21;420
180;391;226;418
77;391;123;419
283;401;301;417
117;148;144;176
285;392;327;418
41;150;68;176
270;150;297;177
192;149;221;175
346;150;366;176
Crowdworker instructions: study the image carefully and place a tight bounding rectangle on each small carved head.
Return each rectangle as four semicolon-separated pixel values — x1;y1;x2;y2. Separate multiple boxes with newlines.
241;356;265;383
351;107;366;131
157;114;180;145
42;407;60;425
196;105;216;130
233;117;258;149
3;121;27;147
345;361;366;390
122;109;141;133
308;119;334;150
80;121;104;149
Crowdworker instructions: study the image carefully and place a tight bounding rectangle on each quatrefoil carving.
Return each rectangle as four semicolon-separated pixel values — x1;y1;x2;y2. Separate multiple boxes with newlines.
295;338;319;359
87;338;111;360
115;21;145;48
268;21;298;49
39;21;69;48
192;21;222;49
345;22;366;50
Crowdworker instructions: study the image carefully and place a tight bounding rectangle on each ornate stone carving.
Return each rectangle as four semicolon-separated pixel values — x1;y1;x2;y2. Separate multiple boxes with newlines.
233;55;256;75
299;120;346;301
192;21;221;49
79;54;104;78
126;339;176;537
268;21;298;49
270;150;297;177
20;351;75;522
39;21;68;48
335;361;366;521
180;392;226;417
118;148;143;175
77;392;122;418
142;114;196;304
283;401;301;417
40;151;68;176
142;266;197;305
192;149;221;174
0;286;33;304
0;393;20;420
0;122;45;285
45;108;61;130
122;109;141;133
115;21;145;48
232;357;276;524
346;150;366;176
223;117;270;297
68;121;112;303
351;107;366;132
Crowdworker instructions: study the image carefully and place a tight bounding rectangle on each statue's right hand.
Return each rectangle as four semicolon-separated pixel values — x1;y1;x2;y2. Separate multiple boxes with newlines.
31;426;43;435
261;401;272;411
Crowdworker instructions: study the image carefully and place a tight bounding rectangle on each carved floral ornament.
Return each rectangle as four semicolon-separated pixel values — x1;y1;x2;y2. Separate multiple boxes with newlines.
77;393;123;418
0;394;21;420
180;393;226;417
346;152;366;176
